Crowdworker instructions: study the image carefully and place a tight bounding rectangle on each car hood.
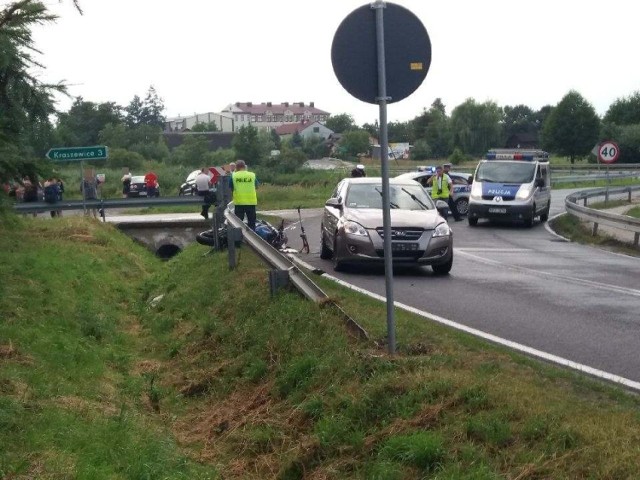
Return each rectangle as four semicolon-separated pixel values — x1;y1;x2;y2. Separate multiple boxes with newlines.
344;208;444;230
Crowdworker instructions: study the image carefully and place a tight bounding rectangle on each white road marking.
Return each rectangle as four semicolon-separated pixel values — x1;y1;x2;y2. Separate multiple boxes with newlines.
313;267;640;392
456;248;531;252
455;249;640;298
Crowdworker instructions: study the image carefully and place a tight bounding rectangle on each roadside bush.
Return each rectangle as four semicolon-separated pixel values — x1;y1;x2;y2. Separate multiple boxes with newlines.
105;148;144;170
448;147;468;165
411;139;432;161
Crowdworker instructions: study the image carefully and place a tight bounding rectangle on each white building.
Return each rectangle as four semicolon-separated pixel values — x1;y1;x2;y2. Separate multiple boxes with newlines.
274;120;334;140
221;101;330;131
165;112;235;133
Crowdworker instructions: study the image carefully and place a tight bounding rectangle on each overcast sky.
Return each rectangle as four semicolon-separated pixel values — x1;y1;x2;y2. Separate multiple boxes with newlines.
32;0;640;125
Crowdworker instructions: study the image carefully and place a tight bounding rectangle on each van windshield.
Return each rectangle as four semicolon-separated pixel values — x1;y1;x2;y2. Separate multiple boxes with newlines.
476;162;536;184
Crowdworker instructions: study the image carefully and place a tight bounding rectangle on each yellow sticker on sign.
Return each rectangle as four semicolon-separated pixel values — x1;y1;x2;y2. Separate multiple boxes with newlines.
410;62;423;71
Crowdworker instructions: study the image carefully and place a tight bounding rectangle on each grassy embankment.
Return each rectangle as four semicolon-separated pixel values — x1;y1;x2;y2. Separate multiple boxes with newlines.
2;214;640;478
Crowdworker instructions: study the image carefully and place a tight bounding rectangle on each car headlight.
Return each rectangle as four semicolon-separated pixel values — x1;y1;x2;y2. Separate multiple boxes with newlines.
470;182;482;200
515;185;533;200
340;220;368;237
433;222;451;237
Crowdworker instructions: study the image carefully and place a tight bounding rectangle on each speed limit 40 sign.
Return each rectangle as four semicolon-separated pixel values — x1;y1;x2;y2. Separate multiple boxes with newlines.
598;141;620;164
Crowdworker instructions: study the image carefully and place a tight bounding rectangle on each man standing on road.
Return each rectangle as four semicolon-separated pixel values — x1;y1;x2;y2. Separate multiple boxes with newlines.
427;165;462;221
195;167;213;219
231;159;258;230
442;162;461;219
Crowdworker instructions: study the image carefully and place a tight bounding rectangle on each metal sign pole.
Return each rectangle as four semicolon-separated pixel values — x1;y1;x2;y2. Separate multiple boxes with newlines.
373;0;396;355
80;160;86;214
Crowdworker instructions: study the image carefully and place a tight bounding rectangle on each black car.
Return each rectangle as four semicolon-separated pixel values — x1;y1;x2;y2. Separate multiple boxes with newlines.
127;175;160;198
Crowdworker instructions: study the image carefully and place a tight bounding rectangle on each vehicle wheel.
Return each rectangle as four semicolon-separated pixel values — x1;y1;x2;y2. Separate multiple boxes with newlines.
333;237;344;272
455;197;469;216
540;206;550;222
196;229;216;246
468;217;478;226
320;229;332;259
432;251;453;275
524;205;535;228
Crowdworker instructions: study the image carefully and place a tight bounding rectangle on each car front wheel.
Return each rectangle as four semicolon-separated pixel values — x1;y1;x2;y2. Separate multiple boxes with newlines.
455;197;469;216
333;237;344;272
432;251;453;275
320;228;332;259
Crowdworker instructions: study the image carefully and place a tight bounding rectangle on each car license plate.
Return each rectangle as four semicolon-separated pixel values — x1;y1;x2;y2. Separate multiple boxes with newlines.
392;243;418;251
488;207;506;214
139;192;147;196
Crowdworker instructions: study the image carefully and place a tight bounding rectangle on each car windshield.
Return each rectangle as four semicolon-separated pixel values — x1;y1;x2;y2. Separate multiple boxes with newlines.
131;176;145;183
345;183;434;211
475;162;536;184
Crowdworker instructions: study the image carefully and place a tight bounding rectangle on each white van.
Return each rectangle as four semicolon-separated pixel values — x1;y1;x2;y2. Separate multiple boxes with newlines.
467;149;551;227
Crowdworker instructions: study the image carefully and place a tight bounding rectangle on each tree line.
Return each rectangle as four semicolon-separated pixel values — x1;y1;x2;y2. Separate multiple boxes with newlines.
327;91;640;164
3;0;640;189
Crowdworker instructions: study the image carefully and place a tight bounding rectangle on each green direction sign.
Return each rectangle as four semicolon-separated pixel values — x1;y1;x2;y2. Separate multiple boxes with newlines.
46;146;108;162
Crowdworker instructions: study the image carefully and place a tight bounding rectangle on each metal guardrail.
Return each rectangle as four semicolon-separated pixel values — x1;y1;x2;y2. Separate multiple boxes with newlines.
13;196;207;215
565;186;640;246
553;172;640;185
223;203;369;339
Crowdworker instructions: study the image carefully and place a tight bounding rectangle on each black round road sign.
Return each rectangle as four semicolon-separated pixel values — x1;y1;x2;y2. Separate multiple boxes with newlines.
331;2;431;104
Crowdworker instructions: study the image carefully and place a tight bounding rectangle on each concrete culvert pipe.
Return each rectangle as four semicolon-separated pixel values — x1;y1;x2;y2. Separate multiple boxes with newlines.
156;244;181;259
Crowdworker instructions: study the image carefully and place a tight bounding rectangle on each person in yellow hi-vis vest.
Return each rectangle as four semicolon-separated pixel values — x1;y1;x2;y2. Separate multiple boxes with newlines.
231;159;258;230
427;165;462;221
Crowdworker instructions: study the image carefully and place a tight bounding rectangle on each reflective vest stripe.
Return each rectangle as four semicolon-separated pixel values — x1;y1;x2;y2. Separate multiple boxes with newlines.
232;171;257;205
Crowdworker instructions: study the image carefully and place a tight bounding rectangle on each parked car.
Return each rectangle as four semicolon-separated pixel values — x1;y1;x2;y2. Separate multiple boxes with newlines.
179;168;223;196
395;169;472;215
178;170;201;196
127;175;160;197
320;177;453;274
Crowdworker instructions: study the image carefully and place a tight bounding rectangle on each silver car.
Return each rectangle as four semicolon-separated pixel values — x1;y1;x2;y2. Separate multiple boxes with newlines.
395;169;473;215
320;177;454;274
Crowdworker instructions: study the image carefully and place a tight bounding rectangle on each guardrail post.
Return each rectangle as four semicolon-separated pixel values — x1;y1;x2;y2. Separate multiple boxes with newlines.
583;198;588;207
227;227;243;270
592;222;599;236
629;189;632;203
269;269;290;296
214;174;231;251
634;232;639;247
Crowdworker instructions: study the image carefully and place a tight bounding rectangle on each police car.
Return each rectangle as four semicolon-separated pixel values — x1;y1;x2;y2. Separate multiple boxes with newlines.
395;166;473;215
467;149;551;227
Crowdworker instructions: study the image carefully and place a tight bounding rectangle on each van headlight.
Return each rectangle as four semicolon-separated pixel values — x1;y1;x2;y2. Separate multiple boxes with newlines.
515;185;533;200
340;220;368;237
470;182;482;200
433;222;451;237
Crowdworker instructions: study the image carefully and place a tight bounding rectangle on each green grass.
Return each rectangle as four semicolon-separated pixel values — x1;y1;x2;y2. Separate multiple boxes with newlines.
628;206;640;218
3;215;640;478
551;213;640;257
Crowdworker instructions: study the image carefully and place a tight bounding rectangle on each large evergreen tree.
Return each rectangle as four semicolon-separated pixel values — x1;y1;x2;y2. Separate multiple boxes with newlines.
0;1;64;181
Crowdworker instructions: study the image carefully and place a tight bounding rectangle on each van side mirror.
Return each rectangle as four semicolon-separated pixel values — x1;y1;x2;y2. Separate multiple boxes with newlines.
325;198;342;209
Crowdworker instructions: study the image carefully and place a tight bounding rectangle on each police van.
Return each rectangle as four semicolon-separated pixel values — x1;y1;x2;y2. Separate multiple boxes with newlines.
467;149;551;227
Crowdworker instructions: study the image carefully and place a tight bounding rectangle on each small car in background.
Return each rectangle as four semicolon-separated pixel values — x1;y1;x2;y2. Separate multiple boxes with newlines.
127;175;161;198
320;177;453;274
394;169;472;215
179;170;201;196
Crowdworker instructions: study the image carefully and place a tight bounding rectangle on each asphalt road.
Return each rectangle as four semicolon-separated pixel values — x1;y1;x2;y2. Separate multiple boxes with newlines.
276;189;640;384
